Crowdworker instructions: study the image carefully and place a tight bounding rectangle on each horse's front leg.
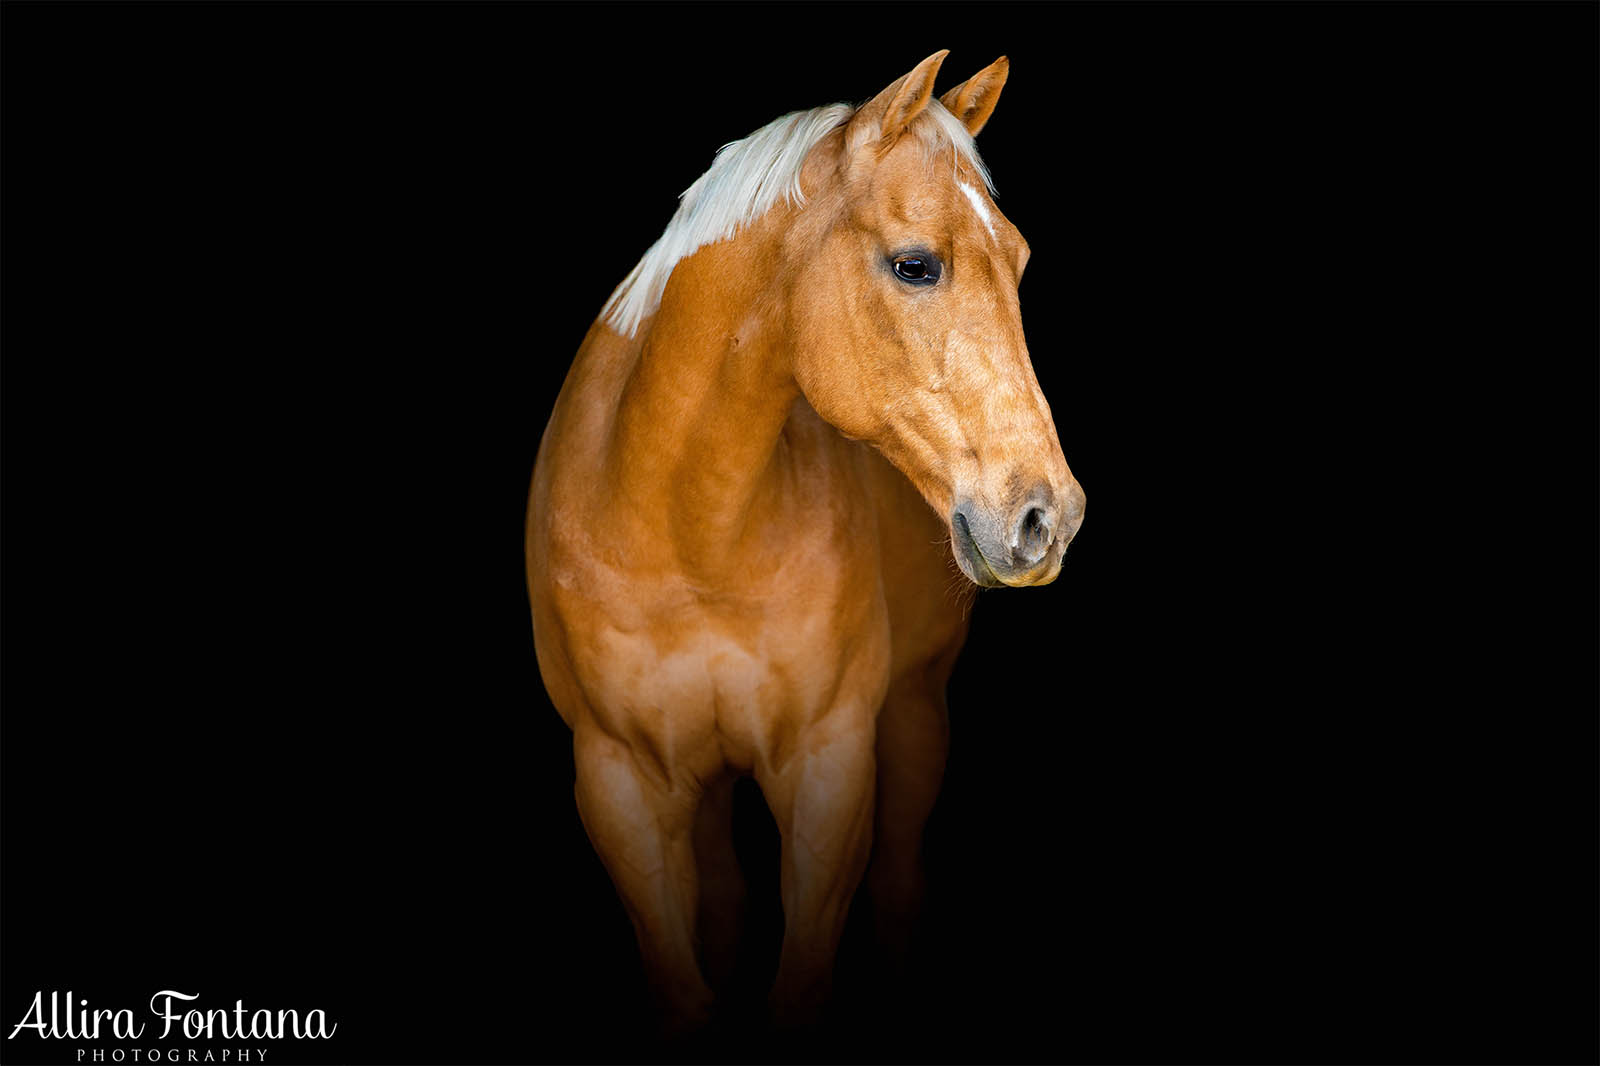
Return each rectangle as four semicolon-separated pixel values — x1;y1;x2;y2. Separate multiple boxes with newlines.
692;772;746;989
869;660;953;965
572;725;712;1034
758;704;877;1026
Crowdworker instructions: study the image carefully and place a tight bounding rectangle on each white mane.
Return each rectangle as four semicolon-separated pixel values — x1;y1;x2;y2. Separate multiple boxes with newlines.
600;99;994;339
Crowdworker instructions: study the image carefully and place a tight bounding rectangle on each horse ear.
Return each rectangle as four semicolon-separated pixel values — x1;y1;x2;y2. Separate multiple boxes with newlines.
939;56;1009;137
850;50;950;147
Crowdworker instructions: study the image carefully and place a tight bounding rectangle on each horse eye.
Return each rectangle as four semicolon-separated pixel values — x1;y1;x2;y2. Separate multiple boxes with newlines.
892;255;939;285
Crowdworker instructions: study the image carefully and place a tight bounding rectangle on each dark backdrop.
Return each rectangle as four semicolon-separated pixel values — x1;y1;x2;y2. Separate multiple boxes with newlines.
2;3;1595;1064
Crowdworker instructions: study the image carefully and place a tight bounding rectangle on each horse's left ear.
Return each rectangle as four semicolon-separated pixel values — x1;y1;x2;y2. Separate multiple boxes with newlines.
939;56;1010;137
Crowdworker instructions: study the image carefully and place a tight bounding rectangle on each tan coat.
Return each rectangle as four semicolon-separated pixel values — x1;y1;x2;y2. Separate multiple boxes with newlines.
525;50;1085;1030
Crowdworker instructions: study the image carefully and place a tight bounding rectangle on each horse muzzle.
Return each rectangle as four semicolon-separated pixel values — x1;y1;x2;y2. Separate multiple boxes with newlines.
950;481;1085;588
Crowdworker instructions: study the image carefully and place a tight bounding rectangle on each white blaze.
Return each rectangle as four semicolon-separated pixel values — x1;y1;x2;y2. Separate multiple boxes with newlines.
959;180;996;239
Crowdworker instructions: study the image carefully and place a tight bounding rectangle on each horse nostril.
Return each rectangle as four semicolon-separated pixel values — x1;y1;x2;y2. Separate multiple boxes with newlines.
1012;504;1053;566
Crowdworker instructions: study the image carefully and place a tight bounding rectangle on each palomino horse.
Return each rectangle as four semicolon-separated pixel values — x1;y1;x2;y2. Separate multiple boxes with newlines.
526;50;1085;1029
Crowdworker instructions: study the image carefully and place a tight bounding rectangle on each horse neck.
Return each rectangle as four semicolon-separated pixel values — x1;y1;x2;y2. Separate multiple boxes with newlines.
607;219;800;567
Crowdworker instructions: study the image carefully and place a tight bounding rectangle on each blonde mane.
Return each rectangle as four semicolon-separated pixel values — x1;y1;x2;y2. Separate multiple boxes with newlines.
601;99;993;338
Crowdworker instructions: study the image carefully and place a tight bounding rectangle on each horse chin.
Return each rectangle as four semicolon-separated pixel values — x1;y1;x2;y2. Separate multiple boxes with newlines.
957;553;1005;589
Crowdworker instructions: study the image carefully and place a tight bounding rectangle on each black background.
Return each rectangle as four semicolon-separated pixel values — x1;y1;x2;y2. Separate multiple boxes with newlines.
2;2;1596;1064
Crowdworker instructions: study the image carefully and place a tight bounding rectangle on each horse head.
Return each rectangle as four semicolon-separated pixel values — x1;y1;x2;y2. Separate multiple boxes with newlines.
785;51;1086;587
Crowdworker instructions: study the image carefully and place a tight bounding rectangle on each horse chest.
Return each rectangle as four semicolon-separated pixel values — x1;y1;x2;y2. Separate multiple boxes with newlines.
573;559;891;776
542;419;897;774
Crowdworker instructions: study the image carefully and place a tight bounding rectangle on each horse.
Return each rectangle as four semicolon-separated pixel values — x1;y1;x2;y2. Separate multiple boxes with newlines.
525;49;1086;1031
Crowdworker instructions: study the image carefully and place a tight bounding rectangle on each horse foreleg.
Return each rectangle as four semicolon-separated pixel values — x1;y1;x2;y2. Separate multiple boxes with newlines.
692;773;746;989
572;726;712;1034
759;708;877;1026
869;666;951;964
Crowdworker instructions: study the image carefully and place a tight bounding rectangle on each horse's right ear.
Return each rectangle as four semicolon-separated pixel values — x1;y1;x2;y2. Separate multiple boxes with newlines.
847;50;950;152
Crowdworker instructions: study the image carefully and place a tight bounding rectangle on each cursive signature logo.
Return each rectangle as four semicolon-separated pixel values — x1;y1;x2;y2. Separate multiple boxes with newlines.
8;991;337;1042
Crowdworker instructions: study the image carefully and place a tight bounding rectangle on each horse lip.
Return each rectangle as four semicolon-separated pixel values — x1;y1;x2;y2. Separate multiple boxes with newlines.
1003;550;1064;588
952;511;1004;588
